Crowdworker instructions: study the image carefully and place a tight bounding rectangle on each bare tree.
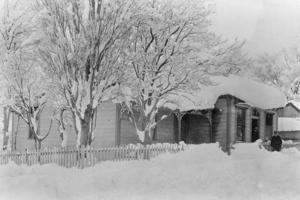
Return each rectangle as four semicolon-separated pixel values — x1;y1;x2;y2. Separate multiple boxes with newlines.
2;49;54;150
250;46;300;101
37;0;141;148
0;0;39;150
119;0;248;143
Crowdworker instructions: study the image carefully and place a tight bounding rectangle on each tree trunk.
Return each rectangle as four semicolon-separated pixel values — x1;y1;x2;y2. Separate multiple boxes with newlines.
38;140;41;151
34;138;38;151
143;129;152;145
13;116;20;151
80;119;90;147
79;105;94;147
14;130;17;151
2;107;11;150
141;117;152;145
37;140;41;163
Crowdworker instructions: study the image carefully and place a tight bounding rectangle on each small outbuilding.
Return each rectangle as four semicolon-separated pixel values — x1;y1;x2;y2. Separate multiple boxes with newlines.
278;101;300;118
277;101;300;141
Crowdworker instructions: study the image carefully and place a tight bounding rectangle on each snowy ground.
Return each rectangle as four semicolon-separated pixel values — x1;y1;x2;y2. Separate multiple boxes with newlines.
0;141;300;200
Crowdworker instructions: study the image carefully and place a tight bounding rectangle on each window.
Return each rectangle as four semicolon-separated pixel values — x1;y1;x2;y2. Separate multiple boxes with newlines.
266;113;273;126
236;108;246;142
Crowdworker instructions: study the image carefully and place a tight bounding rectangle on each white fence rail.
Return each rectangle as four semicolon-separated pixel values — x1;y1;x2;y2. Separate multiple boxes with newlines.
0;144;184;169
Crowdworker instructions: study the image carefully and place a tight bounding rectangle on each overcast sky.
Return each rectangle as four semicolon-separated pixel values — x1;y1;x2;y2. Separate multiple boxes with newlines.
211;0;300;56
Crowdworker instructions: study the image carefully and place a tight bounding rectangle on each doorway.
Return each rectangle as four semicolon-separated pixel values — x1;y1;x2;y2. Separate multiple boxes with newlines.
252;118;259;142
181;114;210;144
265;113;273;140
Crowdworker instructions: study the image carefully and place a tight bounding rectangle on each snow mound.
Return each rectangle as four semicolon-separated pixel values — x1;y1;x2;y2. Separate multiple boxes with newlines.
0;143;299;200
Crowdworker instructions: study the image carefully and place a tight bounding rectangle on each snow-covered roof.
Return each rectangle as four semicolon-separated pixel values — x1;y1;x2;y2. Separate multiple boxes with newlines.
278;117;300;131
286;100;300;111
163;75;287;111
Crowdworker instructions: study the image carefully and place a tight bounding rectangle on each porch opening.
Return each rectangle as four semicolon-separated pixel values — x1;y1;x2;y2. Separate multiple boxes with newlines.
236;108;246;142
252;118;259;142
181;114;210;144
265;113;273;140
251;108;260;142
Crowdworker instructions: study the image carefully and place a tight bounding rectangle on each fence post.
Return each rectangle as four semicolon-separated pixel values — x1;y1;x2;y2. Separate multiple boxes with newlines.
25;149;28;166
91;147;94;166
87;148;90;167
80;147;84;169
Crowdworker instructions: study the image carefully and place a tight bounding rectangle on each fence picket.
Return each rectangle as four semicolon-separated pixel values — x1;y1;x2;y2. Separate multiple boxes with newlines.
72;147;76;167
56;147;59;166
87;148;90;167
125;147;128;161
84;148;87;169
91;148;94;166
107;148;109;161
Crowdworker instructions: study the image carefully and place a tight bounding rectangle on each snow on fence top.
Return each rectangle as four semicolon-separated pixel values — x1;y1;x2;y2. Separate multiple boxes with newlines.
163;75;287;111
278;117;300;131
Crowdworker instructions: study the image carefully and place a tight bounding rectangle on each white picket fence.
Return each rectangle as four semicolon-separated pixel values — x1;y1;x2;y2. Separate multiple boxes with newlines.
0;144;185;169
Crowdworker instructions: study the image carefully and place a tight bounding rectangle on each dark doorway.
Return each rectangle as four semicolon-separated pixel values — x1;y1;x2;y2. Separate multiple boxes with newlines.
181;114;210;144
265;113;273;140
252;118;259;142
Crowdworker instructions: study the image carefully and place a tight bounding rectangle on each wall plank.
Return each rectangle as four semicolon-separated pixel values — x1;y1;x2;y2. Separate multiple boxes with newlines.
12;102;117;150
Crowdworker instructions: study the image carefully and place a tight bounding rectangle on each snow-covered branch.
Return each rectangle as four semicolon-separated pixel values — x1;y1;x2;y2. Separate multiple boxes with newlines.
38;0;141;148
119;0;248;143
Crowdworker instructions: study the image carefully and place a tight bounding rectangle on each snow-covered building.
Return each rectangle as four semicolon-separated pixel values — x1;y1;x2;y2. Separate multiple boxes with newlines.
277;101;300;140
278;118;300;140
278;100;300;118
10;75;287;151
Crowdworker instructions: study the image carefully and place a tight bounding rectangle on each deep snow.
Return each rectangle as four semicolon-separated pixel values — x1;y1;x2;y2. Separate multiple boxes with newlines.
0;142;299;200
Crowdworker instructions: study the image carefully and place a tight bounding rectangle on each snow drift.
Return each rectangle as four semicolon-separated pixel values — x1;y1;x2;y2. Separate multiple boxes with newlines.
0;142;299;200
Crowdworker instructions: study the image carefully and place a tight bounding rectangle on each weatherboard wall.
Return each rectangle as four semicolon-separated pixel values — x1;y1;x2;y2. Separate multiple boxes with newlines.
212;96;228;151
11;102;117;151
119;108;175;146
278;104;300;118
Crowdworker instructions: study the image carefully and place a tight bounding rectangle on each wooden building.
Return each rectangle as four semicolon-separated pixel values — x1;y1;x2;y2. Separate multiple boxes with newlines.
278;101;300;118
277;101;300;141
10;75;286;152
